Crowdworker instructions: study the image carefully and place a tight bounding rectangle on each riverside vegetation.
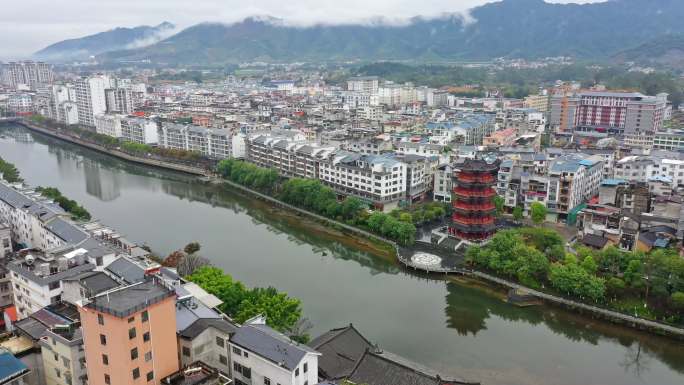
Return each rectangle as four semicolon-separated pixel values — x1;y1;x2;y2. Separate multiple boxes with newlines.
215;158;450;246
466;228;684;325
35;187;91;221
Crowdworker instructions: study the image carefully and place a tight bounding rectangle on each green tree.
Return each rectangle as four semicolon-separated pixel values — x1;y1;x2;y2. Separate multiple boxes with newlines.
513;206;524;221
493;195;505;217
236;287;304;335
581;256;598;275
529;202;547;225
671;292;684;311
186;266;248;316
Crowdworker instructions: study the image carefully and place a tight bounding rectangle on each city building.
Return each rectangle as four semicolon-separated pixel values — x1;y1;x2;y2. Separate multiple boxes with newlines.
0;349;30;385
75;76;111;127
120;117;159;145
246;133;335;180
79;279;179;385
228;316;320;385
94;114;123;138
347;77;379;95
2;61;54;90
547;154;604;220
158;123;232;159
319;152;407;210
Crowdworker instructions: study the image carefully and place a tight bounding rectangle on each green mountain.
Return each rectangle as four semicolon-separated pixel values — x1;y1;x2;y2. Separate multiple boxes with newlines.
613;35;684;69
99;0;684;64
34;22;175;61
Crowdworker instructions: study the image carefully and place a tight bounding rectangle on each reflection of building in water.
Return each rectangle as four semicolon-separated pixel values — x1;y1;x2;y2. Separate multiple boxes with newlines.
84;160;121;201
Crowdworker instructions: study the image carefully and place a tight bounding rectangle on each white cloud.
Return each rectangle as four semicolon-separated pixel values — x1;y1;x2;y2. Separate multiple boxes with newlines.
0;0;606;59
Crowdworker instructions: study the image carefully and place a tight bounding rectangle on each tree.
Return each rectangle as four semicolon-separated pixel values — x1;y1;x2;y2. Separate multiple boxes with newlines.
177;253;211;276
671;292;684;311
581;256;598;275
340;197;364;220
529;202;547;225
606;277;626;299
184;242;201;255
186;266;248;316
493;195;505;217
513;206;524;222
235;287;303;333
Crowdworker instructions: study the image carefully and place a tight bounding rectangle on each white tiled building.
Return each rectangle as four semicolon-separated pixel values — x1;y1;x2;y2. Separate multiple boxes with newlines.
158;122;232;159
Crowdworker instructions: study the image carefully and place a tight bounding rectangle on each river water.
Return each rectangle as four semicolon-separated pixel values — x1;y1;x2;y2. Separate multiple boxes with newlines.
1;124;682;385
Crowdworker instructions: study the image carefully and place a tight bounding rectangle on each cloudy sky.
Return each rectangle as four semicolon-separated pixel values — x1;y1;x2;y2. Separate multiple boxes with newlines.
1;0;602;59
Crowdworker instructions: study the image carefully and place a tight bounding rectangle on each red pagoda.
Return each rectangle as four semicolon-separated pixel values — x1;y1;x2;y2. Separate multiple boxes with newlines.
449;158;500;242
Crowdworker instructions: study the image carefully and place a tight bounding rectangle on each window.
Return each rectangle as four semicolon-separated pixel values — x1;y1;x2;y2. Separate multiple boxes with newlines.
55;368;61;378
304;363;308;373
143;332;150;342
54;353;58;361
216;336;224;347
145;351;152;362
129;327;136;339
48;281;60;290
244;351;248;358
128;316;135;323
264;378;271;385
100;334;107;345
232;347;241;355
242;367;251;379
141;310;149;322
219;354;227;365
132;368;140;380
104;374;110;384
146;371;154;381
182;347;190;357
102;354;108;365
295;368;299;377
233;362;241;374
98;314;104;325
63;357;70;367
131;347;138;360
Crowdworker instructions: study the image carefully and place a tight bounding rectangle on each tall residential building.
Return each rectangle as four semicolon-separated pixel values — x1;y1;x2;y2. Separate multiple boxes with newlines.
75;76;110;127
48;85;79;125
523;92;550;113
94;114;123;138
79;279;179;385
105;88;133;114
2;61;54;90
347;76;379;95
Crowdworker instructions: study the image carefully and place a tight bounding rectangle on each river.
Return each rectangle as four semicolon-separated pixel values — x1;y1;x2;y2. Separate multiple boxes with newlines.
1;124;683;385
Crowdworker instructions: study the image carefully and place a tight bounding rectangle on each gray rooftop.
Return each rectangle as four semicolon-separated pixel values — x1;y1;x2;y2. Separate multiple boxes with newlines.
105;256;145;283
85;279;175;318
231;323;319;371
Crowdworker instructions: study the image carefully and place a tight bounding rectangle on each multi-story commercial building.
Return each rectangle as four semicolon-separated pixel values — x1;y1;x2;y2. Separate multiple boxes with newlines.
614;152;684;188
158;123;232;159
523;93;549;113
550;91;668;138
653;130;684;151
120;117;159;145
75;76;110;127
229;316;320;385
2;61;54;90
79;279;179;385
319;152;407;210
7;94;33;114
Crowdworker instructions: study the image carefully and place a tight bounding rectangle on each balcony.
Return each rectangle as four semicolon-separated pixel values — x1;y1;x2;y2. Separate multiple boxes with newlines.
453;187;496;198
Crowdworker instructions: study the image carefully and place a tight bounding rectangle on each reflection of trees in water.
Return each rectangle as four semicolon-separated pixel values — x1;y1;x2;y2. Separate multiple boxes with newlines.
445;282;684;375
156;179;400;275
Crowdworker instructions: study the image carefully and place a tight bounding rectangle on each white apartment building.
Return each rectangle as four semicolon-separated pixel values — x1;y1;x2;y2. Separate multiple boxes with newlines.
7;94;33;114
433;164;453;203
120;117;159;145
2;61;54;90
395;142;449;164
39;323;87;385
246;134;335;179
158;123;232;159
105;88;133;114
547;154;604;217
347;77;379;95
320;152;407;210
229;316;320;385
75;76;111;127
614;153;684;188
94;114;123;138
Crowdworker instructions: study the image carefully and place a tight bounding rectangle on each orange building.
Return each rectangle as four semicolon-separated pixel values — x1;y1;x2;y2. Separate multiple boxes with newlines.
79;279;179;385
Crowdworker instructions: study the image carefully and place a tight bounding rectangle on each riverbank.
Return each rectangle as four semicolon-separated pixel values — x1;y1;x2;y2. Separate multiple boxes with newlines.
10;119;211;176
7;119;684;340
